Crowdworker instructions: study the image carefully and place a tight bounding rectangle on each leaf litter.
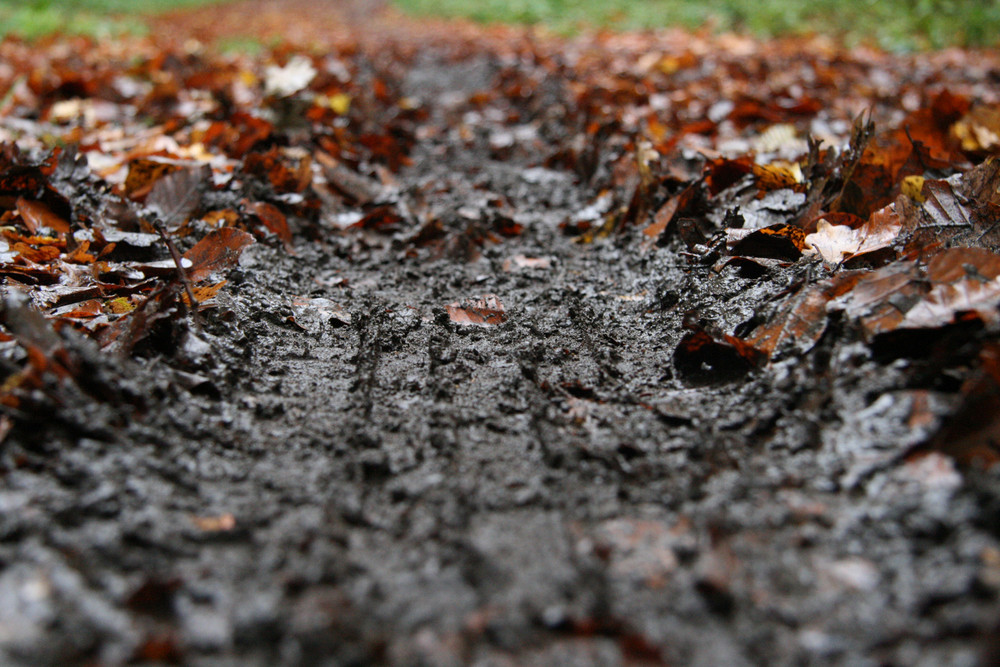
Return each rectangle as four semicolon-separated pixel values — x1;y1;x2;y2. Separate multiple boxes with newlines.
1;2;1000;665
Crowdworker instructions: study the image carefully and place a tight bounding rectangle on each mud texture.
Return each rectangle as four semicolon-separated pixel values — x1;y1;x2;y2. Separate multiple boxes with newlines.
2;17;1000;667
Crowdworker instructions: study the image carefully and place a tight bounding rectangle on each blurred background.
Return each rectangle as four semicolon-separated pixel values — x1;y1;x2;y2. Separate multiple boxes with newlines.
0;0;997;51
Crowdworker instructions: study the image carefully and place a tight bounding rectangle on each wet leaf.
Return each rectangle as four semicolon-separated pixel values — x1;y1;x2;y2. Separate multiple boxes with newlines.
748;272;865;358
244;200;293;248
182;227;255;282
146;166;208;227
923;342;1000;467
899;248;1000;329
446;295;506;326
124;158;183;199
673;325;762;386
728;223;807;261
804;204;902;265
16;197;70;234
290;296;351;332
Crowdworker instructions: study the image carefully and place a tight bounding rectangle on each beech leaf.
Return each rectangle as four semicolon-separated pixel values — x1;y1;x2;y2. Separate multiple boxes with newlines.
182;228;255;283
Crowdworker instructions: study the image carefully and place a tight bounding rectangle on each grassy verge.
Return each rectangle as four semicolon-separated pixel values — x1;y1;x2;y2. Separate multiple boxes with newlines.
0;0;232;40
393;0;1000;51
0;0;996;50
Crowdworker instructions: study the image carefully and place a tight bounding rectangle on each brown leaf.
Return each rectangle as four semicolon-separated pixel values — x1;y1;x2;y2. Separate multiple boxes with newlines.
16;197;70;234
748;272;864;358
244;200;293;248
446;294;506;326
124;158;183;199
146;166;208;227
923;342;1000;468
804;203;902;265
642;184;696;242
244;146;313;193
899;247;1000;329
728;223;806;261
831;262;922;338
673;325;762;386
190;513;236;532
182;228;255;282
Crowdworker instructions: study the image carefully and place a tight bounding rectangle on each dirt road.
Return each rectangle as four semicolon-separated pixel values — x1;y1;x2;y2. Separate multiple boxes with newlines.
1;2;1000;665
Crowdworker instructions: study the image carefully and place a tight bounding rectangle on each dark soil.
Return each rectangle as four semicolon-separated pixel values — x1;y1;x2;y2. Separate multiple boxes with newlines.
2;4;1000;666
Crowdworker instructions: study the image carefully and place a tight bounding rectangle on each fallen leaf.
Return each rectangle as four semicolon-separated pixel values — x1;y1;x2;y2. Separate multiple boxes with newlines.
728;223;807;261
748;272;864;358
290;296;351;331
124;158;183;199
898;247;1000;329
673;325;762;386
952;104;1000;152
183;228;255;282
264;55;316;97
244;200;293;248
16;197;70;234
804;204;902;265
446;294;506;326
146;166;208;226
502;255;552;271
190;513;236;531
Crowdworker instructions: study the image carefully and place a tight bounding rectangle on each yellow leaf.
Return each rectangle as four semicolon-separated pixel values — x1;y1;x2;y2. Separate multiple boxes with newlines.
106;297;134;314
901;175;925;203
328;93;351;115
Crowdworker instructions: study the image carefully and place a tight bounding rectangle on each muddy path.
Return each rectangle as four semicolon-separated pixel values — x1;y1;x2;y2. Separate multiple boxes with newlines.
1;3;1000;665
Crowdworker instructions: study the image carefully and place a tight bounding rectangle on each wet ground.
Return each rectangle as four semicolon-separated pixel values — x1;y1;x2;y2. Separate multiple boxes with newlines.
2;3;1000;665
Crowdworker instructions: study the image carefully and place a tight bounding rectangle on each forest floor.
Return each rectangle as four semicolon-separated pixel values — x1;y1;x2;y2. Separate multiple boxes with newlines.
2;1;1000;665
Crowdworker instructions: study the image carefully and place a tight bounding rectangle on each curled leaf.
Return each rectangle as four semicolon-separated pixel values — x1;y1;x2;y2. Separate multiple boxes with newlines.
804;204;901;265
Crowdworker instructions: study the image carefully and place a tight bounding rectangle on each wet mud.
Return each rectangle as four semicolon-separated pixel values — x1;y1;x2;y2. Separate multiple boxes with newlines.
2;12;1000;667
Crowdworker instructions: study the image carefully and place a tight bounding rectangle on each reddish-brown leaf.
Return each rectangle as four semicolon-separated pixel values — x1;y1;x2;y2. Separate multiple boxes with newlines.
748;272;865;358
446;295;506;326
16;197;70;234
674;325;762;386
183;228;255;283
124;158;183;199
244;200;292;248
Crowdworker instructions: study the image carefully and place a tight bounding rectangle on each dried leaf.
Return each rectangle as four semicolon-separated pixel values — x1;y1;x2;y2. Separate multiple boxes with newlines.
728;223;806;261
124;158;183;199
264;55;316;97
952;104;1000;152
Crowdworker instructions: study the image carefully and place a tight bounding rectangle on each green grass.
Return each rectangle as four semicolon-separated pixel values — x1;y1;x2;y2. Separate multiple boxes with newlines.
0;0;232;40
0;0;996;50
392;0;1000;51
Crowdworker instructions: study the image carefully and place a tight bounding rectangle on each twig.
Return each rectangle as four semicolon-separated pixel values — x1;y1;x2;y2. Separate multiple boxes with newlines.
149;216;199;312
